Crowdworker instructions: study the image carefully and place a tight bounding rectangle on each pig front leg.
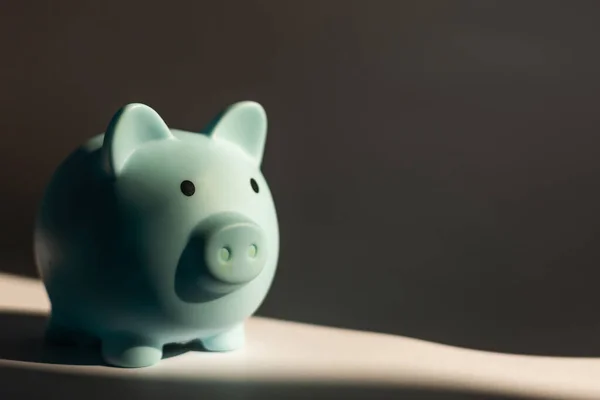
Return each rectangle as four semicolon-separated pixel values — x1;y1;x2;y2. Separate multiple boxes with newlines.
101;333;163;368
200;323;245;352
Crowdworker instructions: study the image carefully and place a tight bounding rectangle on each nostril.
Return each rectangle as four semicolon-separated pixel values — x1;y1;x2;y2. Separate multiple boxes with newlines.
248;244;258;259
219;247;232;263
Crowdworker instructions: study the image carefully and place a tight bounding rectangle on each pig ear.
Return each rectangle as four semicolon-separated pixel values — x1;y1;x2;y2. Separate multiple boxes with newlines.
102;103;174;177
204;101;267;165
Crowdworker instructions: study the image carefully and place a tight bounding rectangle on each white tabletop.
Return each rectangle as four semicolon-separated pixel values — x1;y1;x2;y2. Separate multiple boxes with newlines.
0;272;598;400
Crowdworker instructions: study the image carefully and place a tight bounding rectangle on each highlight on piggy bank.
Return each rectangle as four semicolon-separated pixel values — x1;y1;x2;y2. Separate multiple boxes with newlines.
34;101;280;368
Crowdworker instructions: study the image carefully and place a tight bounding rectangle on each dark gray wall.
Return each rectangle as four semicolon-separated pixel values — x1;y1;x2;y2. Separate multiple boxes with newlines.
2;0;600;357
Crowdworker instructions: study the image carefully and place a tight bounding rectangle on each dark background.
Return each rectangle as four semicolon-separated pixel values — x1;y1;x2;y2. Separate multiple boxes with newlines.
2;0;600;360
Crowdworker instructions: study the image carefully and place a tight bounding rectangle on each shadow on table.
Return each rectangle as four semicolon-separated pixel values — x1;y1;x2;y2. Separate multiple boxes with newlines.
0;310;523;400
0;366;524;400
0;310;201;366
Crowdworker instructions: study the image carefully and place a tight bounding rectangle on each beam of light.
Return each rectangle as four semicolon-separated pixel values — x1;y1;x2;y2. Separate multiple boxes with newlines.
0;272;599;400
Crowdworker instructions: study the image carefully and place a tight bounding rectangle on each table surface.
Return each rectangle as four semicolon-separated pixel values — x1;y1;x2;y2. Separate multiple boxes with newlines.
0;272;599;400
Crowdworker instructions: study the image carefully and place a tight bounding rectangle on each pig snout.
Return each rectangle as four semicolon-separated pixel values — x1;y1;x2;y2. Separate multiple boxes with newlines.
195;212;267;285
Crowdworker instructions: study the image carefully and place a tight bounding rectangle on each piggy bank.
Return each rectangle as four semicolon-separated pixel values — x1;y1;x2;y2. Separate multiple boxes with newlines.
33;101;279;368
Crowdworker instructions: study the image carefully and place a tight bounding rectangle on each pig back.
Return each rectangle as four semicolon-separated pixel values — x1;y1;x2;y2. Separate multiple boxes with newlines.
34;135;128;310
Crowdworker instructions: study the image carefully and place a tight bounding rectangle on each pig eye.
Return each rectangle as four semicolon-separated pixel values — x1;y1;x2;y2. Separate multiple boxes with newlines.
180;180;195;196
250;178;259;193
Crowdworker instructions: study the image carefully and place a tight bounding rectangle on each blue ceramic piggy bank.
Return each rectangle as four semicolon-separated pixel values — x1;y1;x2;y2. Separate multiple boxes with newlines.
33;101;279;368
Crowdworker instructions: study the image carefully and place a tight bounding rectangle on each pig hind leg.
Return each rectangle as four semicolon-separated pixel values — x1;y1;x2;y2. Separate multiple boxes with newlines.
44;314;99;347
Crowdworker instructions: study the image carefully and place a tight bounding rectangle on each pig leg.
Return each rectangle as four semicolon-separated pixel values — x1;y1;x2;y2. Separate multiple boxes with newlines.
101;333;163;368
45;315;98;347
200;323;245;352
